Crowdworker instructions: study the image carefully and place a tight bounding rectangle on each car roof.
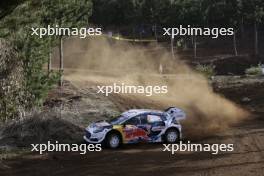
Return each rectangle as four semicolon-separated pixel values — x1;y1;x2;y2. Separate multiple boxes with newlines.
121;109;164;118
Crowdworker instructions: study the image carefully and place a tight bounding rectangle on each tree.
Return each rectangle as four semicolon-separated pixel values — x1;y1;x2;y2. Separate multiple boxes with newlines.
91;0;135;27
0;0;92;120
219;0;241;56
241;0;264;55
177;0;204;58
0;39;24;121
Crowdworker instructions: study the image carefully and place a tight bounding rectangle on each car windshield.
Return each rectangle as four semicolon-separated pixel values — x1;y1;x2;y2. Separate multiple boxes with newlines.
109;116;128;125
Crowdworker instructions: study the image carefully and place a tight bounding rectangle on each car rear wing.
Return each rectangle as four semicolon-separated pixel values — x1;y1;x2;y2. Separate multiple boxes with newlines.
165;107;186;120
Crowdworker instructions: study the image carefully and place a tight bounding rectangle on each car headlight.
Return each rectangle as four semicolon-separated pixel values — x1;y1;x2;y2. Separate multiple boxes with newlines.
93;127;104;133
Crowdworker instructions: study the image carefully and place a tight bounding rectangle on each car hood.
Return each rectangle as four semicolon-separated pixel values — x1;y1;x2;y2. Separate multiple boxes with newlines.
86;121;112;131
90;121;112;128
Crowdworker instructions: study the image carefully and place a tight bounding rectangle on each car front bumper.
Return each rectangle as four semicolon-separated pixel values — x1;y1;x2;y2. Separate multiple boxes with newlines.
83;136;101;143
83;130;107;143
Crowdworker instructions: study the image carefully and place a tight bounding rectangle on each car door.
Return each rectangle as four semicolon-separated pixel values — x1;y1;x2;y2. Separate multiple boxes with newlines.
146;114;166;137
122;116;148;143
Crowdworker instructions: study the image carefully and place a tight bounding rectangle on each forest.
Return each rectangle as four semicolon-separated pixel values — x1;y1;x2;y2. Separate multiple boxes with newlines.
0;0;263;121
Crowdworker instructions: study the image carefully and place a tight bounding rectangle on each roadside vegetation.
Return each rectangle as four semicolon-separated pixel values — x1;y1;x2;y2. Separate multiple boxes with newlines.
195;64;216;78
245;64;263;76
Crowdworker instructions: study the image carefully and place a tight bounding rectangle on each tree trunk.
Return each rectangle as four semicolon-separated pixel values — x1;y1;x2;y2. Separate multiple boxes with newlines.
233;31;238;56
171;35;175;59
194;35;197;59
133;27;136;43
240;16;245;40
48;48;52;74
154;24;158;45
254;21;258;56
59;36;64;87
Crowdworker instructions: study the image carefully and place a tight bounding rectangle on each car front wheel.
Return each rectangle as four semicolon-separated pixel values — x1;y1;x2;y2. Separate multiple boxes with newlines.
164;128;179;143
105;132;121;149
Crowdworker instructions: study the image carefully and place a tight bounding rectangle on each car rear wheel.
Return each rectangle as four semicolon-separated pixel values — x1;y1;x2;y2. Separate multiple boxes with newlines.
164;128;179;143
105;133;121;149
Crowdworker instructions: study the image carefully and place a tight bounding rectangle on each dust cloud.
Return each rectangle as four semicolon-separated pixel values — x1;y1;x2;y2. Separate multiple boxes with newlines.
61;37;249;139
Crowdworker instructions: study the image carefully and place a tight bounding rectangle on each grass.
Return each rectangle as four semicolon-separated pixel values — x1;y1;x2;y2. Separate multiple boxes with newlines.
195;64;216;78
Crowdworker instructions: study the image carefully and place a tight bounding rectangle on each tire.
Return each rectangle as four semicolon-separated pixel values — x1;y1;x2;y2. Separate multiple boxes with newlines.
164;128;179;143
105;132;122;149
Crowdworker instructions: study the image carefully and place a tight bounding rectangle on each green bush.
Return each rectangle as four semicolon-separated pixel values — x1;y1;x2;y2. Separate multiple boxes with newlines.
195;64;215;77
245;65;263;76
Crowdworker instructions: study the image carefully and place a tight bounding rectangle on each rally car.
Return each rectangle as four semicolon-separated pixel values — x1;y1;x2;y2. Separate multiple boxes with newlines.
83;107;186;149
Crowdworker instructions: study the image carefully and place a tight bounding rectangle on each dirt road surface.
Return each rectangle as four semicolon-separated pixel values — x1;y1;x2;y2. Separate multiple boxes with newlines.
1;116;264;176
